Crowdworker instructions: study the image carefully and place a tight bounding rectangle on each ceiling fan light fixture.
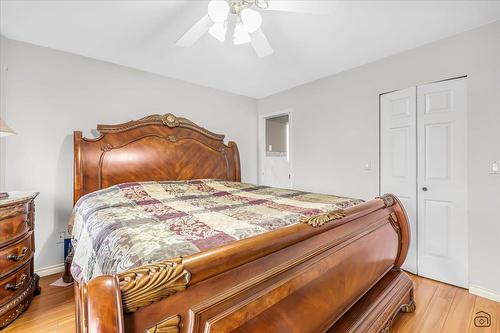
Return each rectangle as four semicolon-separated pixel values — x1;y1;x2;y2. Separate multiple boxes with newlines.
207;0;230;23
177;0;275;57
209;21;228;42
233;23;251;45
240;8;262;33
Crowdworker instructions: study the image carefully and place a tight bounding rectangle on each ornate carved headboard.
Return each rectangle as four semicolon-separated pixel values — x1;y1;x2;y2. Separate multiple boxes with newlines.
73;113;241;204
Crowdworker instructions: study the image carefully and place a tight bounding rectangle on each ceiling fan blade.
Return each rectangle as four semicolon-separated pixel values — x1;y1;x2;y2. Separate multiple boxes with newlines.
176;14;212;47
250;28;274;58
266;1;329;15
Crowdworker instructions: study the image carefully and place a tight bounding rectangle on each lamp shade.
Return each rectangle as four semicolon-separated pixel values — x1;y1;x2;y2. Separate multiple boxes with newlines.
0;118;16;137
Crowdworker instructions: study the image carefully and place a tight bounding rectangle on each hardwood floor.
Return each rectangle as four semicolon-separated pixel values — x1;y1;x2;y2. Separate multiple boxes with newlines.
3;272;500;332
2;273;74;333
392;274;500;333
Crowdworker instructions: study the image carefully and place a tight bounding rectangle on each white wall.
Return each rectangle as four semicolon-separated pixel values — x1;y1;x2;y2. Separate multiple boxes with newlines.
258;21;500;294
0;37;7;191
0;37;257;271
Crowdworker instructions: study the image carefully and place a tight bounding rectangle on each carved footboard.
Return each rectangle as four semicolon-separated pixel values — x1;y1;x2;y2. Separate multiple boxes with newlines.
75;194;413;333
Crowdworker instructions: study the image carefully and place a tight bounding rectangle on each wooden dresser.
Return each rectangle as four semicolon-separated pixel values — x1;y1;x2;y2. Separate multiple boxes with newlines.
0;192;40;329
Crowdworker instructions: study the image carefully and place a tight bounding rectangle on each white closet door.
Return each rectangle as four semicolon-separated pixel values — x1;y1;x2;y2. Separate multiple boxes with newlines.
380;87;417;274
417;78;468;288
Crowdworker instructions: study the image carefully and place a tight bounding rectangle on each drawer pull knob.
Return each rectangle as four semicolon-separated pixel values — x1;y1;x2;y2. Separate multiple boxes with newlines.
7;247;28;262
5;273;27;291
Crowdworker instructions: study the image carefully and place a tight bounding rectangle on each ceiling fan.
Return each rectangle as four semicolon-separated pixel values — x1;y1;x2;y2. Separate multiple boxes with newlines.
176;0;316;58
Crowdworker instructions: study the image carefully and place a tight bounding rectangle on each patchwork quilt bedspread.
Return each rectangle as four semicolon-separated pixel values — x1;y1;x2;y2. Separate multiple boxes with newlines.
70;179;362;282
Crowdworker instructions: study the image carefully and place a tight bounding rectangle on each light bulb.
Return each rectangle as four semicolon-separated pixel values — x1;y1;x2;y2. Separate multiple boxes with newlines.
209;22;227;42
207;0;230;23
233;23;251;45
240;8;262;33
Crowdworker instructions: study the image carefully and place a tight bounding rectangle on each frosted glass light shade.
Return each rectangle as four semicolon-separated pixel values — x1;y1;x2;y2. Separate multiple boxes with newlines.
0;118;16;137
209;22;227;42
240;8;262;33
233;23;251;45
208;0;230;23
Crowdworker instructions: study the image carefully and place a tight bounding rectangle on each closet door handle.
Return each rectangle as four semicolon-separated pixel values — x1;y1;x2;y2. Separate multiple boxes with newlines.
422;187;428;191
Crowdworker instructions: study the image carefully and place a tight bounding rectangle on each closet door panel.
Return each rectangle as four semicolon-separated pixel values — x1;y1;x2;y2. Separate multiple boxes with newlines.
380;87;417;273
417;78;468;288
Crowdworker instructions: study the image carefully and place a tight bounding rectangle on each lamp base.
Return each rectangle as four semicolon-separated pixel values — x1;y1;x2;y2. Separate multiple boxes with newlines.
0;192;9;200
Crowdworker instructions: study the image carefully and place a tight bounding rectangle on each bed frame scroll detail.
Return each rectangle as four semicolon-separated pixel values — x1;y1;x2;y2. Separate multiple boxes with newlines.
118;258;191;313
300;209;346;227
378;193;395;208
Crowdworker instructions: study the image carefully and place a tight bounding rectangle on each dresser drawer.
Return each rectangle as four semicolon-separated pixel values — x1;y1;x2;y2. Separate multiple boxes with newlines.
0;297;31;328
0;204;30;245
0;193;38;329
0;232;33;278
0;261;31;304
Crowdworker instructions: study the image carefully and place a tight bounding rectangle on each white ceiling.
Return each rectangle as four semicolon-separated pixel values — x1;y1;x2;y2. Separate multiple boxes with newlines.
1;1;500;98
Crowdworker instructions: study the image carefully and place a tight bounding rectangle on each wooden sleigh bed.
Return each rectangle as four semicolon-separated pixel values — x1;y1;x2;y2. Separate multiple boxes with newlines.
66;113;415;333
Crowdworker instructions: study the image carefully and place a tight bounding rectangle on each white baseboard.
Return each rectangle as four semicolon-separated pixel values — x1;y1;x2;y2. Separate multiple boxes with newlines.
469;285;500;303
35;263;65;277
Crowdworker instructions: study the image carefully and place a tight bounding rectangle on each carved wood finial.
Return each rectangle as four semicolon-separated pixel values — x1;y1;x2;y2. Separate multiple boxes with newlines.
162;113;180;128
379;194;395;208
146;314;181;333
118;258;191;313
400;299;416;313
300;210;346;228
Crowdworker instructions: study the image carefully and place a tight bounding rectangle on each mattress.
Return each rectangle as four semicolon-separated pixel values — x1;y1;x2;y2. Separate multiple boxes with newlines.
70;179;362;283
